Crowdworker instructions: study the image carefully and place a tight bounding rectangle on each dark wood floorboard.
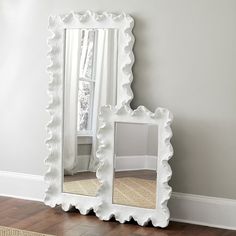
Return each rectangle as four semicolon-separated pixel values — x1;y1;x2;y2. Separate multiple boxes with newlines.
0;196;235;236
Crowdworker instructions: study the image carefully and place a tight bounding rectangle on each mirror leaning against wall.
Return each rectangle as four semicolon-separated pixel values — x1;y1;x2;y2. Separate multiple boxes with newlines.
96;105;173;227
45;11;135;212
45;10;173;228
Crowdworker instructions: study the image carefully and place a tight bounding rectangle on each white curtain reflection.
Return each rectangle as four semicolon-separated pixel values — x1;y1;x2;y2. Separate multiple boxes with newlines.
63;28;118;174
79;30;95;80
77;30;95;133
63;29;81;173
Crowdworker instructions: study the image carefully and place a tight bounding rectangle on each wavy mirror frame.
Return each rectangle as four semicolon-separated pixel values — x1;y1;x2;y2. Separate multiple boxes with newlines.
96;105;173;227
45;11;135;214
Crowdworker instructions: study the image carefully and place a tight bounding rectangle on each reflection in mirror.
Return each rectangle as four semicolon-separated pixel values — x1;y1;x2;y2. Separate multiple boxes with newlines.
63;28;118;196
113;122;158;209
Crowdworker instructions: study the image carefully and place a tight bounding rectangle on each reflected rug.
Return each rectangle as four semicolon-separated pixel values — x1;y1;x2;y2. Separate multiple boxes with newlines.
0;226;54;236
63;177;156;209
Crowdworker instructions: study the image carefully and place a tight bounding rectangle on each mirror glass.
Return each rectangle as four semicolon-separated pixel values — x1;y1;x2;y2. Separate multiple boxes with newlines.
113;122;158;209
63;28;118;196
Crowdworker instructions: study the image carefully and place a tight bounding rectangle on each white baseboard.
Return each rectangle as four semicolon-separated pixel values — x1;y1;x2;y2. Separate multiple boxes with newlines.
0;171;45;202
0;171;235;230
169;192;236;230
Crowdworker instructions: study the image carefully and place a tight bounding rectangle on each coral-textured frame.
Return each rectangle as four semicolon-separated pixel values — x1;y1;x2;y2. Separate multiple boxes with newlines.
45;11;135;214
96;105;173;227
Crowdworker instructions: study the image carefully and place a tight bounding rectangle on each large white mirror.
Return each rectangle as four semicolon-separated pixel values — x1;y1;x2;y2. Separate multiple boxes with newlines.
63;28;119;196
45;11;134;213
96;105;173;227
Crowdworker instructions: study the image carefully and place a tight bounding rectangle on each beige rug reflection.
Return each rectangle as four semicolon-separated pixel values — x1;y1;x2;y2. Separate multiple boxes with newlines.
64;177;156;209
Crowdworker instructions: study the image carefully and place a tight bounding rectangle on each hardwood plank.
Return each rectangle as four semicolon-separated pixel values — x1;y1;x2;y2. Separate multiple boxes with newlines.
0;196;235;236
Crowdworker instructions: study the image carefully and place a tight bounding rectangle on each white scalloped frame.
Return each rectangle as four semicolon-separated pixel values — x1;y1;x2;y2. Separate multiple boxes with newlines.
96;105;173;227
45;11;135;214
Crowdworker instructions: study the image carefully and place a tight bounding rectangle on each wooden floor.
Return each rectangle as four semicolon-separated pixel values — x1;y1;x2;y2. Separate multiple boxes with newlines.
0;196;235;236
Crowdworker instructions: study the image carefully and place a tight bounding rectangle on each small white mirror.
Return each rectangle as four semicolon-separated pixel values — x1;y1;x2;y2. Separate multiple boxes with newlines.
96;105;173;227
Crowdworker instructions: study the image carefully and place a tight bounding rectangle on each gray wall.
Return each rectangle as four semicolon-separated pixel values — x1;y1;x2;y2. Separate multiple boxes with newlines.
0;0;236;199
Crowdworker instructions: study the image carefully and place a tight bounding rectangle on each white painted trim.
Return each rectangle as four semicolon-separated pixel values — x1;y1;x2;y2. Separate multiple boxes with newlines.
169;192;236;230
0;171;235;230
115;155;157;171
0;171;45;202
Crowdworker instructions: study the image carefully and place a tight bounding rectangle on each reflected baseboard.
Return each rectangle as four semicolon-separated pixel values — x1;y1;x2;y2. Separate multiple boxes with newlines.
115;155;157;171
